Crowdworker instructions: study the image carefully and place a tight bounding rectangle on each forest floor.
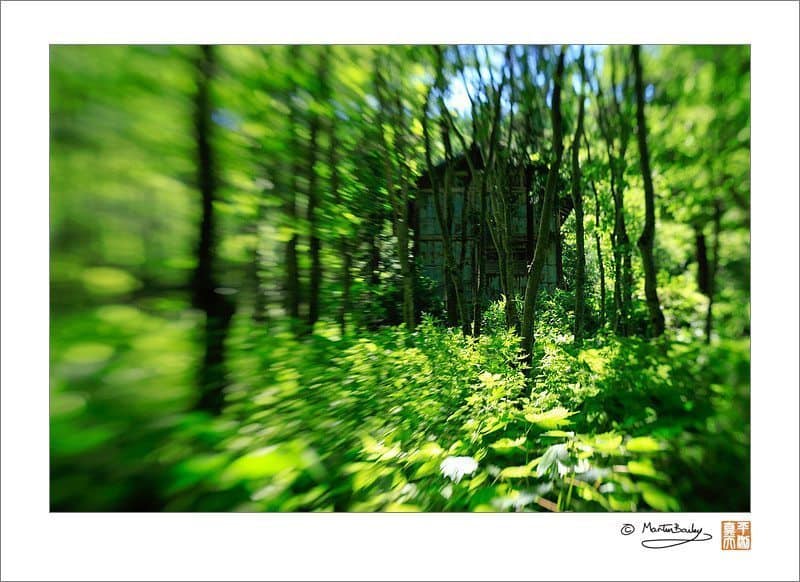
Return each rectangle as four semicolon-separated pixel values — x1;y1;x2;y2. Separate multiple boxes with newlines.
50;299;750;513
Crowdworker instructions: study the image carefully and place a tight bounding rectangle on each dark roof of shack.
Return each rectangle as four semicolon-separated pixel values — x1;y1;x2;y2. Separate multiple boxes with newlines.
415;143;550;189
414;143;574;224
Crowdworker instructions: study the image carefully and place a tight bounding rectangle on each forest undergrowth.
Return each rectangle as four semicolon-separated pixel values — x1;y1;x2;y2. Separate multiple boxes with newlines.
51;296;748;513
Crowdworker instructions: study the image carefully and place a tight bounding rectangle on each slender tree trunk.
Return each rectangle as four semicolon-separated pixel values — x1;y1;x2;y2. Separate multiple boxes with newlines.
502;185;519;330
375;56;414;331
441;123;458;327
597;48;633;336
365;216;381;331
592;179;607;328
423;92;464;329
328;111;351;337
191;45;234;415
340;249;352;334
583;127;607;328
554;197;565;289
520;50;565;370
705;199;722;343
394;108;415;332
473;182;488;336
499;48;520;330
695;226;711;296
632;45;666;337
622;235;633;330
456;172;473;334
252;178;268;325
398;212;415;331
609;167;624;333
616;57;634;336
307;115;321;331
477;60;507;330
368;214;381;287
307;50;332;332
571;56;586;345
284;49;302;330
444;46;511;336
488;169;518;330
613;158;633;335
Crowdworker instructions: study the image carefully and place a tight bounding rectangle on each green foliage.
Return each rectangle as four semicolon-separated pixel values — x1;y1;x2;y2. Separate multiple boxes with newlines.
50;44;749;513
52;303;745;512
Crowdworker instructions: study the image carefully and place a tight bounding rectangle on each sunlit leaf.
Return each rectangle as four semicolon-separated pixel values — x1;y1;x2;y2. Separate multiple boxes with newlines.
489;436;526;453
525;407;576;429
626;436;664;453
638;483;680;512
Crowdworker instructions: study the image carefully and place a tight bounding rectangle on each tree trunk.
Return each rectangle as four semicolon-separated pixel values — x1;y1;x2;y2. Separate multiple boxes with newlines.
614;161;633;336
307;49;331;332
456;172;473;335
472;185;487;337
571;54;586;345
365;216;382;331
398;213;415;331
694;226;712;296
368;216;381;287
251;174;269;325
609;165;624;333
555;196;564;289
422;90;464;329
705;199;722;344
592;179;607;328
375;55;414;331
632;45;666;337
328;109;351;337
444;46;512;336
284;49;302;330
487;167;519;330
340;249;352;335
520;50;565;369
597;47;633;336
583;127;607;328
393;101;415;332
191;45;234;415
306;114;321;331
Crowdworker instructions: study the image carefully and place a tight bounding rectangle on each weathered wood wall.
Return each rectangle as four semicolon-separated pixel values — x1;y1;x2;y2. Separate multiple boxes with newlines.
415;165;559;315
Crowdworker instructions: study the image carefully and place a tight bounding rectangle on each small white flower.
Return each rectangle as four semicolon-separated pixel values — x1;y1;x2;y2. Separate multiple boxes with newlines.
439;456;479;483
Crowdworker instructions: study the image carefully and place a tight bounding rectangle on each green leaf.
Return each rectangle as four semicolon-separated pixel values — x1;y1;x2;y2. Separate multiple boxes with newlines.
576;481;611;510
626;436;664;453
593;433;623;454
489;436;526;453
61;342;114;365
498;460;539;479
525;407;576;429
412;459;439;479
627;460;660;478
638;483;680;511
221;446;298;482
81;267;141;295
608;493;634;512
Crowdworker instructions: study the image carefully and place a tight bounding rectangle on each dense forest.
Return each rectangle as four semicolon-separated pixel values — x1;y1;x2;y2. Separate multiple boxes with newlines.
50;44;750;512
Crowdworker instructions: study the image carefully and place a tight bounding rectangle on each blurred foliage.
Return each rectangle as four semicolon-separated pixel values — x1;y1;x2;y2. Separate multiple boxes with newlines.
50;44;749;512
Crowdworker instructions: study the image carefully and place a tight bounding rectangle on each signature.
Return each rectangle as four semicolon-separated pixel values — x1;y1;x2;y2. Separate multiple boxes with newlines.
620;522;713;549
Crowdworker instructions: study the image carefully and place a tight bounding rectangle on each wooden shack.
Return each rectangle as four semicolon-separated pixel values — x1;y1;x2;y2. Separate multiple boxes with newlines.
414;147;572;317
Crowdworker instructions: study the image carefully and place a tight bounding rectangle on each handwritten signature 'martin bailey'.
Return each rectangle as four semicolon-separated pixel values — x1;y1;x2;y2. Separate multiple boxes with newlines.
620;522;713;549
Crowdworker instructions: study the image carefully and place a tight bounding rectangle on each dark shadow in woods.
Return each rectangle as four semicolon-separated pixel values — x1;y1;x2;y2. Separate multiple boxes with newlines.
191;45;236;415
195;296;235;414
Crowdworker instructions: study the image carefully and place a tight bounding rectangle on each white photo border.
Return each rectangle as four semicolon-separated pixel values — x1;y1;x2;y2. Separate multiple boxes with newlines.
1;1;798;580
